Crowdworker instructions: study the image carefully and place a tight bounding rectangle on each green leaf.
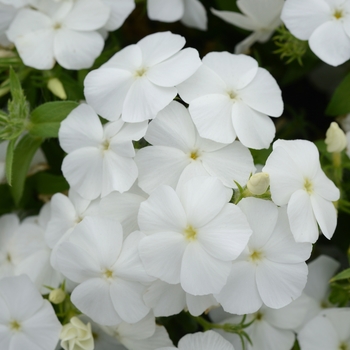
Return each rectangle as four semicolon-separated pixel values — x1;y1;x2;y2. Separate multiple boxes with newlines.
330;268;350;282
34;172;69;194
28;101;79;138
5;138;16;186
9;66;22;93
10;134;42;205
326;72;350;116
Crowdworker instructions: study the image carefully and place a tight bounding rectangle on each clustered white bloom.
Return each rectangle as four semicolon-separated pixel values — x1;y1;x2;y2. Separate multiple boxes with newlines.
0;1;347;350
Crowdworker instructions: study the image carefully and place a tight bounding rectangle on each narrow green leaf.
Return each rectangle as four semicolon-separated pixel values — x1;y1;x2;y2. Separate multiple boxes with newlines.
330;268;350;282
9;66;21;93
28;101;79;138
5;138;16;186
326;72;350;116
10;134;42;205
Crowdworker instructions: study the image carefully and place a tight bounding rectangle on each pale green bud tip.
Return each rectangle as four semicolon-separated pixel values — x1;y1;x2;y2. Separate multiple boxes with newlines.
247;172;270;195
49;288;66;304
325;122;347;153
60;317;94;350
47;78;67;100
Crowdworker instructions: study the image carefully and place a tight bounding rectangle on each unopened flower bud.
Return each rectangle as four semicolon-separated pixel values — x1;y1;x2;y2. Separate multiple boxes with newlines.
49;288;66;304
247;172;270;195
47;78;67;100
325;122;347;153
60;317;94;350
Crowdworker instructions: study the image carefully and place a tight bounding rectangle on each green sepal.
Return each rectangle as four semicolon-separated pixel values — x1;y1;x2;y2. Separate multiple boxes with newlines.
330;268;350;282
5;138;16;186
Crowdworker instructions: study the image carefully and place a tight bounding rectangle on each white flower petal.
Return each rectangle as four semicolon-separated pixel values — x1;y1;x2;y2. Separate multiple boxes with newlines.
186;294;218;317
62;148;103;200
138;185;187;233
181;0;207;30
198;204;252;261
310;193;337;240
84;68;134;121
147;0;184;22
59;104;104;153
281;0;330;40
203;52;258;90
178;177;228;228
110;279;149;324
190;94;236;144
147;48;201;87
178;331;234;350
201;141;255;188
122;77;176;122
54;28;104;69
309;20;350;66
215;260;262;315
287;189;319;243
177;64;227;103
256;260;308;309
103;0;135;31
71;278;121;326
232;101;276;149
181;242;231;295
136;146;190;194
239;68;283;117
211;8;257;31
64;0;110;31
137;31;185;67
139;233;187;284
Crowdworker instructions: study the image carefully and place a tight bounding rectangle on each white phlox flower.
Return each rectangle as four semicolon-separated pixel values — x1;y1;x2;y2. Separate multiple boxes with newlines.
0;0;32;8
6;0;110;69
15;203;63;294
0;274;62;350
84;31;202;123
55;216;153;326
143;279;218;317
0;214;21;278
138;176;252;296
99;312;173;350
209;294;311;350
281;0;350;67
60;316;94;350
135;101;255;194
59;103;147;200
177;52;283;149
298;308;350;350
156;330;235;350
263;139;340;243
211;0;284;54
147;0;207;30
215;197;312;314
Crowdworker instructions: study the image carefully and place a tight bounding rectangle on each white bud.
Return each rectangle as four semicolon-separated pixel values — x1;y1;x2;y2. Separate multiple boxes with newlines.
325;122;347;153
60;317;94;350
48;288;66;304
247;172;270;195
47;78;67;100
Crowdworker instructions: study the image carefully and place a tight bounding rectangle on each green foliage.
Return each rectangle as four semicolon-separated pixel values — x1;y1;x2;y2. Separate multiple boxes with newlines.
5;138;15;186
331;268;350;282
28;101;79;138
273;26;308;65
326;72;350;116
10;134;43;205
34;172;69;194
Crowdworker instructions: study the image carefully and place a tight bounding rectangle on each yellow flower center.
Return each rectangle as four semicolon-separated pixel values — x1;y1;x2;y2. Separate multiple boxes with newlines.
333;9;344;19
10;320;21;331
304;178;314;194
190;150;199;160
184;225;197;241
101;140;110;151
227;90;237;100
339;343;348;350
255;311;263;321
135;67;147;77
6;253;11;262
103;269;113;279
